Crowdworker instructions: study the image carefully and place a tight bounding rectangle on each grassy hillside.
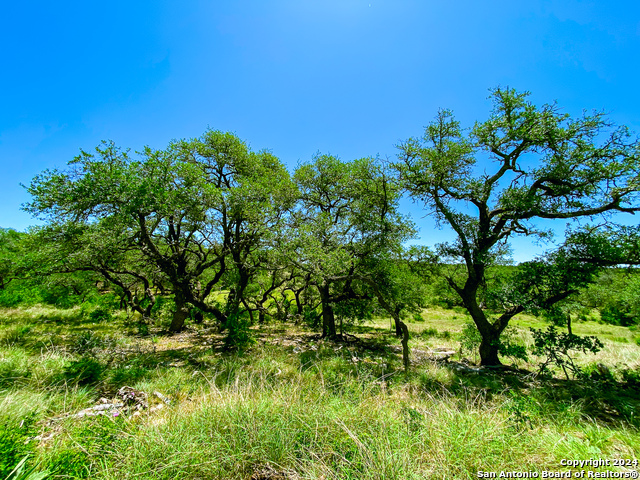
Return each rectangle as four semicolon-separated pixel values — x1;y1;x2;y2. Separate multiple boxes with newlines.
1;305;639;479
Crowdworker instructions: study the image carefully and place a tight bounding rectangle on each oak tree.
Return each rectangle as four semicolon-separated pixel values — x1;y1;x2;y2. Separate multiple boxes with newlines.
25;131;296;335
396;88;640;365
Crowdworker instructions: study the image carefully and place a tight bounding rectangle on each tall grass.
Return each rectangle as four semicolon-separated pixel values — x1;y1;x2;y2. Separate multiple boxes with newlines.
1;306;639;479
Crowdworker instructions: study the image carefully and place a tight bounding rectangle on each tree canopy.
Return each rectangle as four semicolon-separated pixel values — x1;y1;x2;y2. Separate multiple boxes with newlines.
395;87;640;365
289;154;415;340
25;131;297;335
14;88;640;367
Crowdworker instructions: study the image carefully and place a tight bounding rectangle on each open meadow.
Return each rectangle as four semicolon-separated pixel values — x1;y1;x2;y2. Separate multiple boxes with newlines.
1;305;639;479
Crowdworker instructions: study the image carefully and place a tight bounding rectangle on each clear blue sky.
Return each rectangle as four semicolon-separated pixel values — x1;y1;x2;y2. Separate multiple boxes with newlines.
2;1;639;261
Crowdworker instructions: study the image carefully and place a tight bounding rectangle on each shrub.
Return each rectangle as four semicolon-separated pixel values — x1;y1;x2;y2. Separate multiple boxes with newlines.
621;367;640;390
302;306;320;328
530;325;603;380
224;311;255;349
600;305;634;326
497;326;528;363
459;322;481;362
418;327;438;339
62;357;104;385
71;331;104;355
88;306;112;323
149;296;175;327
582;362;616;383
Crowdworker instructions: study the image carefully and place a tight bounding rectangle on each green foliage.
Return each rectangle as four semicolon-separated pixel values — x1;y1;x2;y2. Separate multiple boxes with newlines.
530;325;604;379
48;415;129;478
498;342;527;363
0;228;26;294
290;154;416;338
149;296;175;325
47;450;89;479
459;322;527;364
1;326;31;347
566;230;640;324
105;365;149;386
2;456;49;480
224;311;255;349
0;414;37;478
62;357;104;386
70;331;117;357
422;273;464;309
418;327;438;339
24;130;297;334
601;305;634;326
459;321;482;361
504;392;541;431
582;363;616;383
396;87;640;365
334;298;375;334
87;306;113;323
302;305;320;328
0;350;31;389
621;367;640;390
0;274;92;308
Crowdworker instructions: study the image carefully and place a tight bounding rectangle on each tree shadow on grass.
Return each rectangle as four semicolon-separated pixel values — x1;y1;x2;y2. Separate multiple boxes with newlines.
423;363;640;429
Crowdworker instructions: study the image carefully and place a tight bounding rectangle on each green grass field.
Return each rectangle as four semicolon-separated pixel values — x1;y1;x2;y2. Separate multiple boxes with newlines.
1;305;639;479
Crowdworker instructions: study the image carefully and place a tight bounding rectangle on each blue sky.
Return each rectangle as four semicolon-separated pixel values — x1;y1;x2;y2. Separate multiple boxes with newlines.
1;1;639;261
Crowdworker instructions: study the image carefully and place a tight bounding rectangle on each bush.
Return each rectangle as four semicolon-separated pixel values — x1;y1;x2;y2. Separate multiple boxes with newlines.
71;331;108;355
62;357;104;385
622;367;640;390
88;307;112;323
497;326;528;363
582;362;616;383
0;284;41;308
149;296;175;327
600;306;634;326
302;306;320;328
459;322;481;362
530;325;603;380
224;311;254;349
419;327;438;339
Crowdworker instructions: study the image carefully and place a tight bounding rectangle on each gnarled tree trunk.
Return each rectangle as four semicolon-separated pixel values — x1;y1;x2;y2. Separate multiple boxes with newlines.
319;284;337;339
169;291;190;333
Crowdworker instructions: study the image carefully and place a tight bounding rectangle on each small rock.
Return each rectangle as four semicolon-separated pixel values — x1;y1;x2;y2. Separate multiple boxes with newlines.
154;391;172;405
